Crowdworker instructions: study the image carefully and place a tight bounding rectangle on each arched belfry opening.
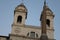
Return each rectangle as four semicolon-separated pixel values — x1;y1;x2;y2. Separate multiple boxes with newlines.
46;19;50;27
17;16;22;23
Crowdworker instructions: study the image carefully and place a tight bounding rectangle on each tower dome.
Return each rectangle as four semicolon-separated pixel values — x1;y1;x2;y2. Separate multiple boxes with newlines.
14;3;28;19
15;3;28;13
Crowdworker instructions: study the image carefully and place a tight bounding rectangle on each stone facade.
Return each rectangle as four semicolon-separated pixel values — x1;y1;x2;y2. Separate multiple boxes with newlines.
0;36;9;40
11;24;54;39
0;1;55;40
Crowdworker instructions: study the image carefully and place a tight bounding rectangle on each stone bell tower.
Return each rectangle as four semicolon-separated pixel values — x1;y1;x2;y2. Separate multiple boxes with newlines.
40;0;54;29
13;3;27;25
11;3;28;35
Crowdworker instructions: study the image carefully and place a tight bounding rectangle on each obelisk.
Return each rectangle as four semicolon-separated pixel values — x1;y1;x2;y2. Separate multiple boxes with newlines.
40;0;48;40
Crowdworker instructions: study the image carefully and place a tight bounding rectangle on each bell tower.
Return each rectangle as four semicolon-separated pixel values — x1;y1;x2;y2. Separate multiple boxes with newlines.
10;2;28;35
13;3;27;25
45;6;54;29
40;1;54;29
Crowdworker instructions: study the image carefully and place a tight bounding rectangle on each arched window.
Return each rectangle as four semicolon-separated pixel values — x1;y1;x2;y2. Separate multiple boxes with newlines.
27;33;29;36
36;33;38;38
17;16;22;23
46;19;50;27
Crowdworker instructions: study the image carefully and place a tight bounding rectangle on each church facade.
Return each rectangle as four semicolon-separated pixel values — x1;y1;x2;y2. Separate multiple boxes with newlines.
0;0;55;40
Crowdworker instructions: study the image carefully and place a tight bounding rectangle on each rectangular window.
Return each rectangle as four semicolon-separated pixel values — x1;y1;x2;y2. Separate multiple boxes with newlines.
30;32;35;38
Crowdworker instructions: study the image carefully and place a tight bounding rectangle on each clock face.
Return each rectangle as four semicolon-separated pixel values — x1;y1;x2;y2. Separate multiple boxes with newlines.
14;27;20;33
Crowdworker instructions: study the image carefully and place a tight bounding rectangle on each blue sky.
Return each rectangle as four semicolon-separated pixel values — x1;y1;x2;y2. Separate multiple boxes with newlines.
0;0;60;40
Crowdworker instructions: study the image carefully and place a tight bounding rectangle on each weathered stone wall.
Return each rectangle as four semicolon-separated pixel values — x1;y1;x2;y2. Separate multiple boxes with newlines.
0;36;7;40
11;25;54;39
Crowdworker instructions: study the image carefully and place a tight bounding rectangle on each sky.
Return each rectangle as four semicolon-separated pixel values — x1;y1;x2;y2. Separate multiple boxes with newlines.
0;0;60;40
